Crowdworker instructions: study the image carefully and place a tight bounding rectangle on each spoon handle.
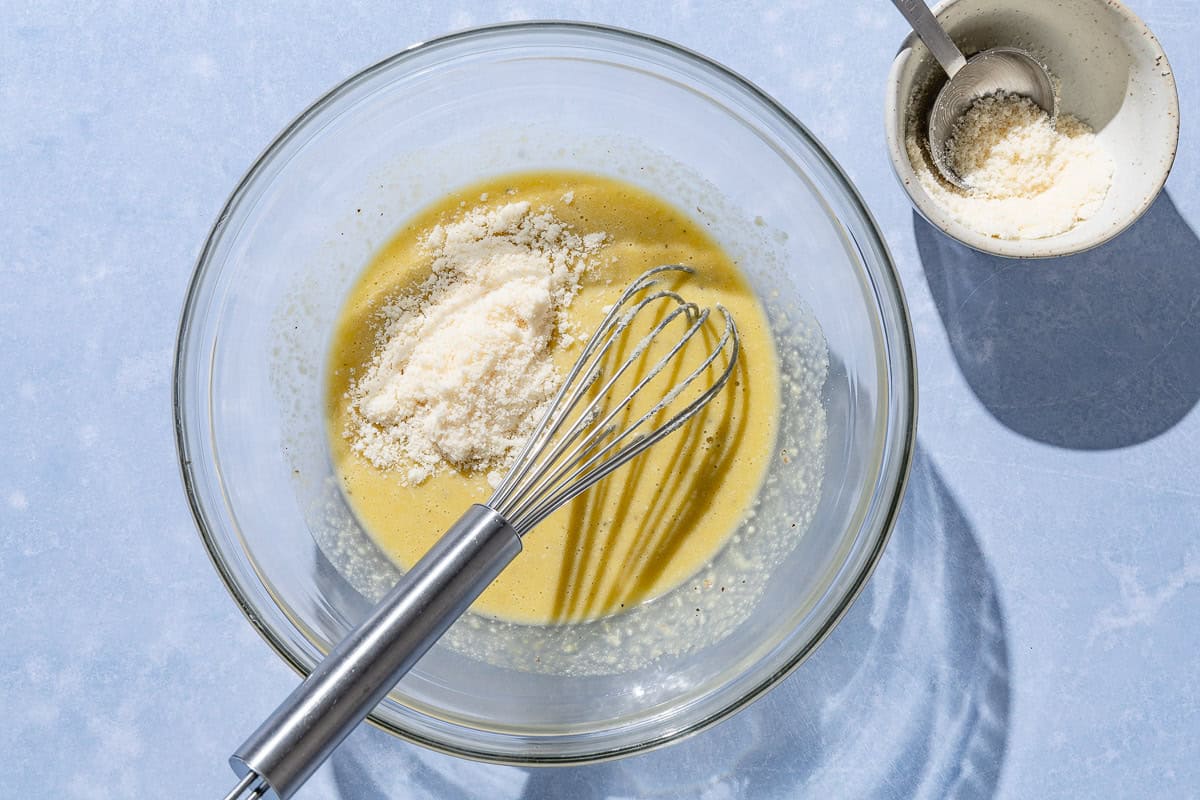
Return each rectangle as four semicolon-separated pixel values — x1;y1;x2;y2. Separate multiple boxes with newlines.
889;0;967;78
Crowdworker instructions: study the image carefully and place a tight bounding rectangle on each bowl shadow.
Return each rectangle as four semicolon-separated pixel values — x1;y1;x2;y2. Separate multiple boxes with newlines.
915;192;1200;450
318;448;1010;799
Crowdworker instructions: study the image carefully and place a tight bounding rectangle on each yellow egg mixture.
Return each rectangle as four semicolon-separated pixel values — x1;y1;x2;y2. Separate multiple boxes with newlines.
327;172;779;624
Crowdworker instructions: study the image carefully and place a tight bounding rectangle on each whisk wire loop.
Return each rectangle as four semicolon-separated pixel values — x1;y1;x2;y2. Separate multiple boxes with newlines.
516;305;738;533
499;298;701;525
489;265;740;535
490;265;692;507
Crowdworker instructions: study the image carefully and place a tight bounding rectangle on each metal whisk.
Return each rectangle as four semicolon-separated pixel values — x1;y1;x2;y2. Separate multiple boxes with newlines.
223;265;739;800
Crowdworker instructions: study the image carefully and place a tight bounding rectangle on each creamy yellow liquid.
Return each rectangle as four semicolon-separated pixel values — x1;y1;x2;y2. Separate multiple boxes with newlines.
327;172;779;624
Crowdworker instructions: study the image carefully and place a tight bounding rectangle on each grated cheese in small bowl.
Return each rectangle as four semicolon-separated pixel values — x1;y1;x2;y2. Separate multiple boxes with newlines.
905;91;1114;241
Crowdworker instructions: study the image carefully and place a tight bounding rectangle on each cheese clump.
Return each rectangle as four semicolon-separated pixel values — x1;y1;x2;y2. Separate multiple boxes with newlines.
348;201;605;485
906;91;1113;239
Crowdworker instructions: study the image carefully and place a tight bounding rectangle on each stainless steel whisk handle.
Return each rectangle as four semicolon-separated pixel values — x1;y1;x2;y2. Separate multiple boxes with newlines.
224;505;522;800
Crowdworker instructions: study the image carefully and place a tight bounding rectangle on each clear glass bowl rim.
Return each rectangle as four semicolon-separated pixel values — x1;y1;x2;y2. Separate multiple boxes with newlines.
174;19;918;765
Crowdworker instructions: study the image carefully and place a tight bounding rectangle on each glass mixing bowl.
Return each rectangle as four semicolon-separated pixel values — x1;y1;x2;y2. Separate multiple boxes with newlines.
175;22;915;764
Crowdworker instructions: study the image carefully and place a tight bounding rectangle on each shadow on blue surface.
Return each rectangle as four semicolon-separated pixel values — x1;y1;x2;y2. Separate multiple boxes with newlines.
916;192;1200;450
324;449;1009;799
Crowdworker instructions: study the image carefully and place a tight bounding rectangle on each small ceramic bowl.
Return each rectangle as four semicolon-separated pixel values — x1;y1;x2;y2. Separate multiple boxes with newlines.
885;0;1179;258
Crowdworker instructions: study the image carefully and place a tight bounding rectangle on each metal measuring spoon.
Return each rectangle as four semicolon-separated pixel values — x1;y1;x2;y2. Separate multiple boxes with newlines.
891;0;1057;188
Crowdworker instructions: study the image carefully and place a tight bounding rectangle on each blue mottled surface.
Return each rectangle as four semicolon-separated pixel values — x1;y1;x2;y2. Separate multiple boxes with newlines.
2;2;1197;797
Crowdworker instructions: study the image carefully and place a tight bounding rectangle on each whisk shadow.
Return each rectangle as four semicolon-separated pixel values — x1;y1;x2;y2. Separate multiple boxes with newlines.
915;192;1200;450
554;295;746;622
320;448;1010;800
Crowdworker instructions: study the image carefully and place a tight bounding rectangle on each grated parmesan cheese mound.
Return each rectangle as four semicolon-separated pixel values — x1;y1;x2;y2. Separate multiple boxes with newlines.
906;91;1113;240
348;201;606;485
